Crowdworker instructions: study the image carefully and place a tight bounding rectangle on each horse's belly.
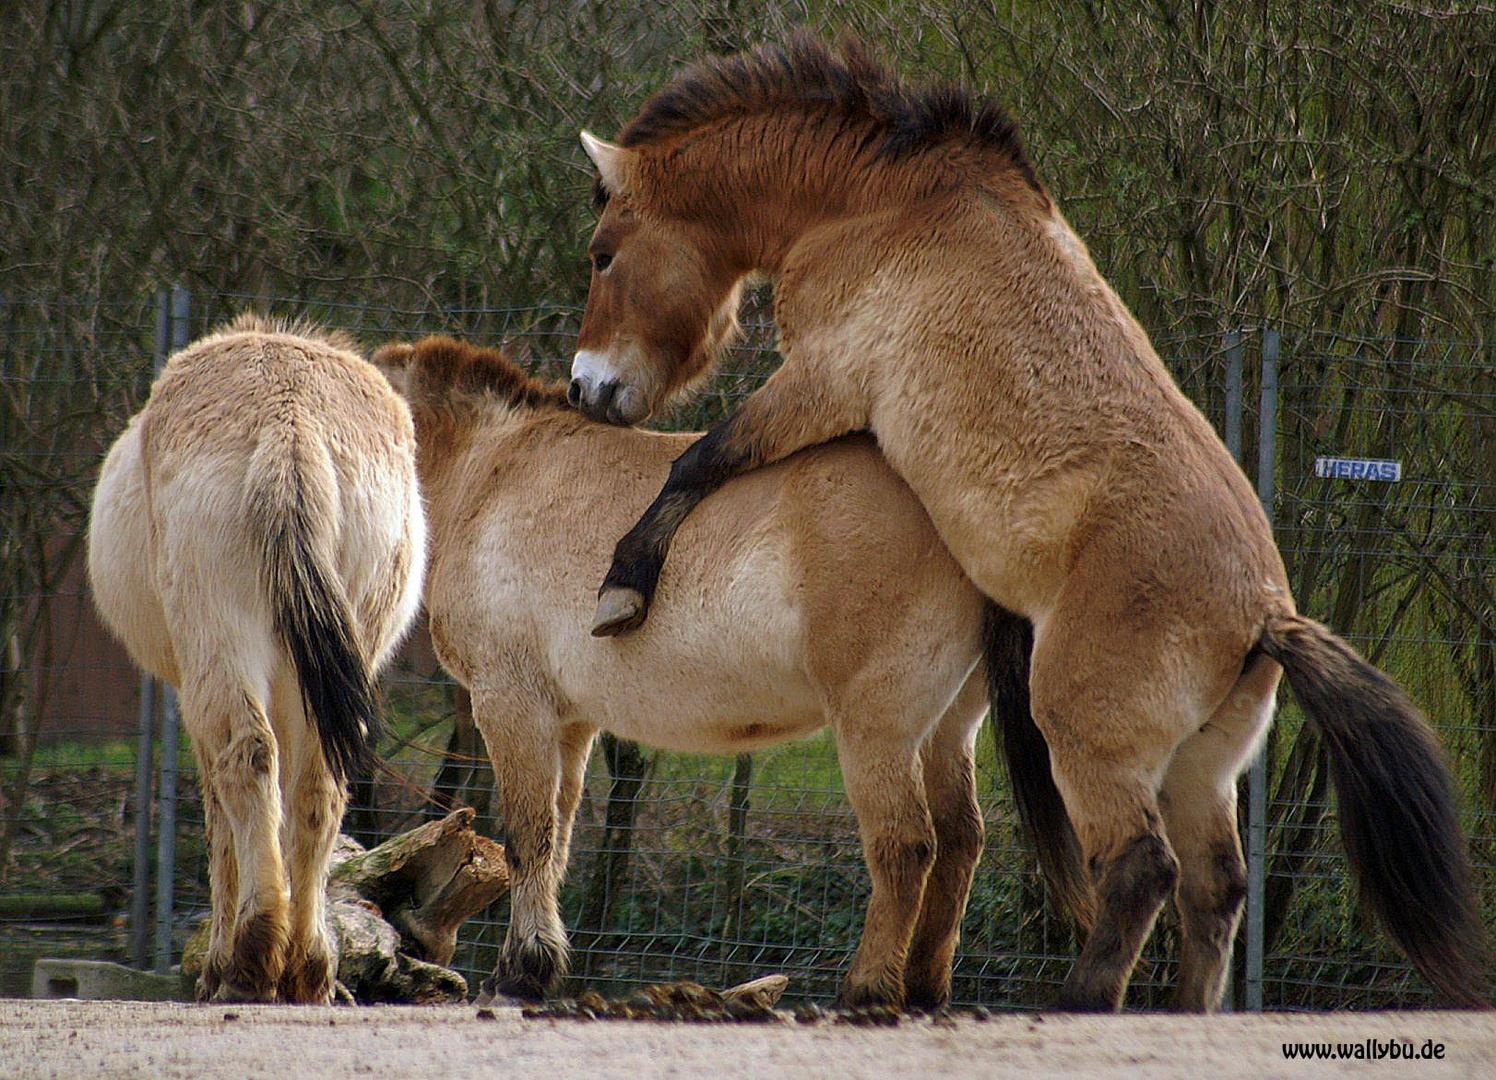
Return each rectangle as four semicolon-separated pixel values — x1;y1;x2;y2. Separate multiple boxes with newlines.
560;653;825;755
455;495;828;755
597;699;826;756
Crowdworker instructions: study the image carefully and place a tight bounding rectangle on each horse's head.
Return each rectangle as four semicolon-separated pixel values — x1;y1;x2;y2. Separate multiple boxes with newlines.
571;132;743;426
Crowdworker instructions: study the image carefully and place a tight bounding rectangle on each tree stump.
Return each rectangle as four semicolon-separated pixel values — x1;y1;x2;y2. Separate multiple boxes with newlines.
183;807;508;1004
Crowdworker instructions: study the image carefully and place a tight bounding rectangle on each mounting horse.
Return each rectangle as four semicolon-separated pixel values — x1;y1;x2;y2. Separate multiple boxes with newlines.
89;315;426;1002
372;335;991;1008
566;35;1488;1010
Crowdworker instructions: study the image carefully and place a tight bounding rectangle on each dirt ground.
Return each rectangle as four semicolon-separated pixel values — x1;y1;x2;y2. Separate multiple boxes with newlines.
3;1001;1493;1079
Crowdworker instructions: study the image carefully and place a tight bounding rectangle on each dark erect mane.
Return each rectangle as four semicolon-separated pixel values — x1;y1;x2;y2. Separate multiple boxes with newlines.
616;31;1041;193
399;336;569;412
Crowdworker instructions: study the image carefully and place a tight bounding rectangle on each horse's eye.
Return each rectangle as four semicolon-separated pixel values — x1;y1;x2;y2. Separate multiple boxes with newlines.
592;252;613;273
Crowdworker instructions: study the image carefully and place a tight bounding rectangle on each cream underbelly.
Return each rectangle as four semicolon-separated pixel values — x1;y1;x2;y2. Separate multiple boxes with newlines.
562;676;827;756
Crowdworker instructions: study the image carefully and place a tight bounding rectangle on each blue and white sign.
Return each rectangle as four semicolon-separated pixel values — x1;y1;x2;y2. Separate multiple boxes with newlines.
1314;456;1402;482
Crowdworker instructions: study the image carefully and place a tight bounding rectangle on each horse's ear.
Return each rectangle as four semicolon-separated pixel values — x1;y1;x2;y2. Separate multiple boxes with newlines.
581;130;634;196
371;342;415;397
371;342;414;369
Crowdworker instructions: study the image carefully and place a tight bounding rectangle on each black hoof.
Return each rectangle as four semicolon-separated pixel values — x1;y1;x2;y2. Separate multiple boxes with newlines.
1053;986;1120;1013
837;979;904;1011
211;979;277;1004
591;587;647;637
482;970;548;1004
488;937;564;1002
903;985;951;1012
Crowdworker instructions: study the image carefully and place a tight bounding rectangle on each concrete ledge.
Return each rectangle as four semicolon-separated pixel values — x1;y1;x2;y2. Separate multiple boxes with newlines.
32;958;193;1002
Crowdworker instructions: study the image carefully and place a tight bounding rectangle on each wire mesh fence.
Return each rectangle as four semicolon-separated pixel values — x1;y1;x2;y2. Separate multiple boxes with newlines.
1262;332;1495;1008
1;290;1490;1009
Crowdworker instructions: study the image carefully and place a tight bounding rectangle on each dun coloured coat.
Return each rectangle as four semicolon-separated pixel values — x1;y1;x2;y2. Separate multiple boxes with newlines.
372;335;990;1008
567;35;1488;1010
89;315;425;1003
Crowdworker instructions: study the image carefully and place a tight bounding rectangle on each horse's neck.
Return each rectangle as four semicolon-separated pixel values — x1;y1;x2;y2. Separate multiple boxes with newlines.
705;122;1042;276
766;193;970;346
410;404;528;550
738;175;910;276
410;397;530;491
406;410;462;497
682;127;923;275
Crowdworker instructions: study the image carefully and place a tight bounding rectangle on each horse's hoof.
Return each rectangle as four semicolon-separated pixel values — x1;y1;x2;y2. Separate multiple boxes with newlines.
1054;979;1122;1012
479;973;542;1007
592;587;646;637
278;950;336;1005
211;980;275;1004
902;985;952;1012
837;979;904;1012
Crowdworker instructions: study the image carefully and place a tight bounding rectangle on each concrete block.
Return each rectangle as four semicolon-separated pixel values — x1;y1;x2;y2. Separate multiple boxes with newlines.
31;958;192;1002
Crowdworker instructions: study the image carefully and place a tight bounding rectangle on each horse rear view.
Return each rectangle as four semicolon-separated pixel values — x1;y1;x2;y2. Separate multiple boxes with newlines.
88;315;425;1003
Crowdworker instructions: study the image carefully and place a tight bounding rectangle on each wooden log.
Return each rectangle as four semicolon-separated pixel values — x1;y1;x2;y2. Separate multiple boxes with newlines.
184;808;508;1004
0;892;108;920
722;973;789;1009
330;806;509;967
328;898;468;1005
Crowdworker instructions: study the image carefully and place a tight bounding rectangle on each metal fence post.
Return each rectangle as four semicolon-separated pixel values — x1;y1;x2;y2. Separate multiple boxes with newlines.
1220;328;1244;1011
129;666;158;969
130;290;175;968
1224;330;1243;462
152;284;189;974
1245;327;1279;1011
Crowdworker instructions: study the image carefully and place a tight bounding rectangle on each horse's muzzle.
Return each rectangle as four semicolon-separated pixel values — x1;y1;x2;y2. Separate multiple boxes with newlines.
568;377;648;425
570;349;651;425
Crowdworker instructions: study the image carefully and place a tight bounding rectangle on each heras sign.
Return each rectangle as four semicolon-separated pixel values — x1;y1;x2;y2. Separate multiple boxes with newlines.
1314;457;1403;482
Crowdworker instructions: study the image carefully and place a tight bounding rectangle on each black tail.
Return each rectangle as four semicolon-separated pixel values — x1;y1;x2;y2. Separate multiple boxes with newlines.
263;493;381;787
1259;612;1490;1008
981;601;1093;930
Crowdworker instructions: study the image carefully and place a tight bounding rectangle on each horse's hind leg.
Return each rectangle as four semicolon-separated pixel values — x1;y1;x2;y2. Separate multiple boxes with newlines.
834;713;938;1009
1047;756;1177;1012
274;676;345;1004
903;675;987;1010
552;724;597;884
1159;656;1278;1011
195;770;239;1002
473;688;570;1002
181;674;290;1002
1030;630;1187;1011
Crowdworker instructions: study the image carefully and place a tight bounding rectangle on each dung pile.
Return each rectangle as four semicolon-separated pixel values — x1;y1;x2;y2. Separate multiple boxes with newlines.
520;975;788;1023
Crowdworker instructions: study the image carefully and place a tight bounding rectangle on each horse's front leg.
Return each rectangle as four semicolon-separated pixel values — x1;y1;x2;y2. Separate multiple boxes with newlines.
833;712;937;1010
473;690;569;1003
593;361;865;636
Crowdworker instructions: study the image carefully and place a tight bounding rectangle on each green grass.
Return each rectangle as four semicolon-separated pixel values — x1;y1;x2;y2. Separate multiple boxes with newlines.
21;738;139;772
650;729;845;796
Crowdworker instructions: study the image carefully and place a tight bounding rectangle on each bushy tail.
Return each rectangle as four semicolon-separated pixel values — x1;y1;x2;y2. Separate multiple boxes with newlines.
254;445;380;786
1259;612;1490;1008
981;601;1094;930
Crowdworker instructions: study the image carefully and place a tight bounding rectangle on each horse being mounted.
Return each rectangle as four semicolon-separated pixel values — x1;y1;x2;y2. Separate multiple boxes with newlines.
567;35;1488;1010
371;335;990;1009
